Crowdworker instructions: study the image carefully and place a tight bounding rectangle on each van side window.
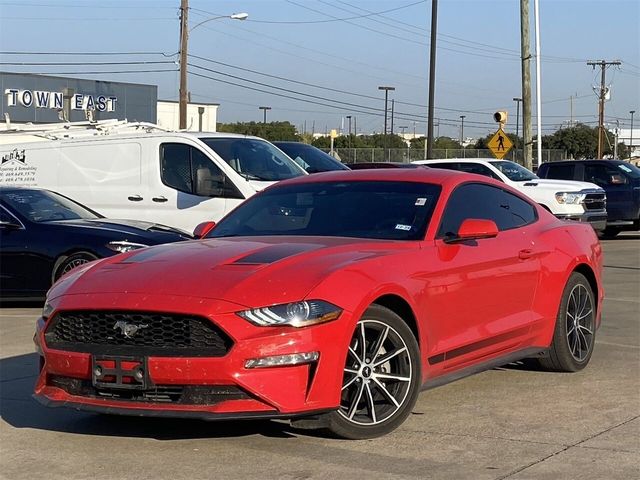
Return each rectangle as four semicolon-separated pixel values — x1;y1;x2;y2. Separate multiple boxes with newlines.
160;144;243;199
161;144;192;192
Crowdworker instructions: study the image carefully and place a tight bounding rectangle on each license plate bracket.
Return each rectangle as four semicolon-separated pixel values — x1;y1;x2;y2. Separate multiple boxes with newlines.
91;355;150;390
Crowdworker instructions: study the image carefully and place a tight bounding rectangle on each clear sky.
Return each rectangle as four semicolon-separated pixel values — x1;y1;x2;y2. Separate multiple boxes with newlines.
0;0;638;139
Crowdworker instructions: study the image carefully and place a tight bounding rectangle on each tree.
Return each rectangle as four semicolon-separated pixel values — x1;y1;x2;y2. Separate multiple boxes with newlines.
541;123;617;159
217;121;300;141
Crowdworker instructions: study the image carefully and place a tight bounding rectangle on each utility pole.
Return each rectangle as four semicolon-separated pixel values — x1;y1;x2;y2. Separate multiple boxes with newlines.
378;86;394;135
259;106;271;124
520;0;533;170
426;0;438;159
569;94;574;126
179;0;189;130
614;120;619;159
587;60;621;158
346;115;352;149
630;110;635;158
459;115;465;144
390;99;395;135
353;116;357;136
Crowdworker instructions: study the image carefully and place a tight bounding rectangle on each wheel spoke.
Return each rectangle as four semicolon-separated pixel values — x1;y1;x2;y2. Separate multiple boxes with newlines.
577;309;593;322
347;381;365;419
359;322;367;360
348;347;361;366
370;326;389;361
364;383;377;423
342;374;359;391
372;377;400;408
374;373;411;382
373;346;407;367
567;325;576;337
577;324;593;335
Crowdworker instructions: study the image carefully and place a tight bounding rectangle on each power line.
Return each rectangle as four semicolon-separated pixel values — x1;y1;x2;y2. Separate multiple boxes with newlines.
0;60;175;66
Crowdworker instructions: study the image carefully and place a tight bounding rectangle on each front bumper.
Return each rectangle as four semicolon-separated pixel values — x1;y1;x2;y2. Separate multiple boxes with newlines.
34;293;353;419
556;211;607;231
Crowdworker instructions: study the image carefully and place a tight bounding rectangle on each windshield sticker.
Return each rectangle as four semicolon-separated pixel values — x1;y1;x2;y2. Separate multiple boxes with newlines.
395;224;412;231
618;164;632;173
415;197;427;206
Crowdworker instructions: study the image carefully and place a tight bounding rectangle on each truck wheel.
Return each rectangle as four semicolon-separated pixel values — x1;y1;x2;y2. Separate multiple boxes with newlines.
599;227;621;239
52;252;98;283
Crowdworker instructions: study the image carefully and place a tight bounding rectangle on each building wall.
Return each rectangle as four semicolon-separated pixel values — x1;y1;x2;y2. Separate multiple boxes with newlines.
156;101;218;132
0;72;157;124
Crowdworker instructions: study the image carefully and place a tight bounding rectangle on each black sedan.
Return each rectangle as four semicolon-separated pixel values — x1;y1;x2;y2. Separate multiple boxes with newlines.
273;141;350;173
0;187;191;301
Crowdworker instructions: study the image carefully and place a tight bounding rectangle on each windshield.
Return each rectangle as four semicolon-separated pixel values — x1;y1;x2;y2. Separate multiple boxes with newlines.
201;137;305;181
489;161;538;181
207;181;441;241
1;189;100;222
275;143;349;172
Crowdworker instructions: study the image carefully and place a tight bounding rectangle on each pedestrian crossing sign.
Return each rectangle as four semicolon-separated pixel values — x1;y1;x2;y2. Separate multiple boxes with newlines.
488;127;513;159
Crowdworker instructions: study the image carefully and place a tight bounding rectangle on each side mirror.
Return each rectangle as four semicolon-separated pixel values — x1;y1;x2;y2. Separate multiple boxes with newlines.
609;174;627;185
195;168;225;197
193;221;216;239
444;219;499;244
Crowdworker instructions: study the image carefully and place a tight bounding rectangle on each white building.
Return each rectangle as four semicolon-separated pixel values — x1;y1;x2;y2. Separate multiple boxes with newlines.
156;100;219;132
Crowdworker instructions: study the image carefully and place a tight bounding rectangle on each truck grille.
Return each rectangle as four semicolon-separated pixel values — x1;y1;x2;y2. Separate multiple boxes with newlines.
45;311;232;356
583;193;606;211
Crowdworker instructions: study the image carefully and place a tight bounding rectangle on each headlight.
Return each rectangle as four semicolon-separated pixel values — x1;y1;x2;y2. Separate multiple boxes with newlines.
237;300;342;327
555;192;586;204
42;299;54;320
106;241;148;253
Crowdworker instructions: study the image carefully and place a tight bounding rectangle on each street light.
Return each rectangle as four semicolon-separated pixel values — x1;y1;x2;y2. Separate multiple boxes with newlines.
179;2;248;129
346;115;352;149
259;106;271;124
513;97;522;138
630;110;636;159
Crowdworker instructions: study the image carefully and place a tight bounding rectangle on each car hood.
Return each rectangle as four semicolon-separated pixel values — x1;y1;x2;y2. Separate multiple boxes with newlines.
515;178;603;192
49;218;192;239
51;236;413;308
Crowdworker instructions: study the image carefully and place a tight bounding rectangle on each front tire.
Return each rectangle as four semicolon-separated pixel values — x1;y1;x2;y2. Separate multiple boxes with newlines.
539;272;596;372
599;227;622;239
324;305;421;439
52;251;98;283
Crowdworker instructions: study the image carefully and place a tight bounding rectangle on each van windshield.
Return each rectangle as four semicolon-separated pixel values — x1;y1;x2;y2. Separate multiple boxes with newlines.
1;189;100;223
201;138;305;181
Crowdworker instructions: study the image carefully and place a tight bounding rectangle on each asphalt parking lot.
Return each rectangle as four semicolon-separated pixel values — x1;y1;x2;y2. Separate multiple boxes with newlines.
1;234;638;480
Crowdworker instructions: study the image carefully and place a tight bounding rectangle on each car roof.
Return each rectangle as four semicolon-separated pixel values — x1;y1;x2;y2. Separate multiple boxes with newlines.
270;166;484;188
193;132;267;141
540;159;618;165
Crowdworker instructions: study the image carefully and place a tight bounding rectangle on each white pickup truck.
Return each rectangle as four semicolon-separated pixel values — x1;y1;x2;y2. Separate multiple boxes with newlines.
413;158;607;230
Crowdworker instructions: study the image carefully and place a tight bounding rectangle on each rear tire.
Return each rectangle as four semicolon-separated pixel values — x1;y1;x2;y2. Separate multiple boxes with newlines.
323;305;421;439
538;272;596;372
52;251;98;283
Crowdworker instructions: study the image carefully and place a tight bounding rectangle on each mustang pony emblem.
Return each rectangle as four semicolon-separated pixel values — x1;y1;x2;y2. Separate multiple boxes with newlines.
113;321;149;338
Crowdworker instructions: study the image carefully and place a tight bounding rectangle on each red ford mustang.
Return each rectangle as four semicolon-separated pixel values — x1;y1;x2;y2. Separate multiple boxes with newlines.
34;169;603;439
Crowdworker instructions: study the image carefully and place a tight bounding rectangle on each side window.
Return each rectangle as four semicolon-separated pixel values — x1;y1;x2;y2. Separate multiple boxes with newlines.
428;162;459;171
161;144;192;193
438;183;536;237
546;164;575;180
0;207;20;225
160;144;243;199
585;164;626;186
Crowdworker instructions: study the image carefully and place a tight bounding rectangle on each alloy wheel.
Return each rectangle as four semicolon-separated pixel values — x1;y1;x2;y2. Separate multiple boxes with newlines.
565;284;594;362
338;319;412;426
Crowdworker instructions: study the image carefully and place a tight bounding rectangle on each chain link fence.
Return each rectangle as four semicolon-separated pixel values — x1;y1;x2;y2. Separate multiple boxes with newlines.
325;148;567;166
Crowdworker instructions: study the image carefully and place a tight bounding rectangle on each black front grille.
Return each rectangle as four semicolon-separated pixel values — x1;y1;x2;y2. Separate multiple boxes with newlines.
45;311;232;356
583;193;606;211
50;376;249;404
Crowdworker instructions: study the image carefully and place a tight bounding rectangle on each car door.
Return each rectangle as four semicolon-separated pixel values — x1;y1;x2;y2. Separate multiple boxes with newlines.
420;183;541;372
146;143;245;232
0;206;51;298
584;162;633;221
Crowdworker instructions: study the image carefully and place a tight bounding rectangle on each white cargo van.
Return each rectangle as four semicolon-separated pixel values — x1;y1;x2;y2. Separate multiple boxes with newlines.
0;121;306;231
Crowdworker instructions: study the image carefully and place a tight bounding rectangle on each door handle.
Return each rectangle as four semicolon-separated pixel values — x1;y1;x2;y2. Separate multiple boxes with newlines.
152;196;168;203
518;249;534;260
127;195;143;202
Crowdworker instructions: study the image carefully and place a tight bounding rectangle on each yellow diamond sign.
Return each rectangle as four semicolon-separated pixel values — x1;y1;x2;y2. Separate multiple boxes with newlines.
488;127;513;159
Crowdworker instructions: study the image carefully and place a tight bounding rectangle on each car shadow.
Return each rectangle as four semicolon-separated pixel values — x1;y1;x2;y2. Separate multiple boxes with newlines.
0;353;300;440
